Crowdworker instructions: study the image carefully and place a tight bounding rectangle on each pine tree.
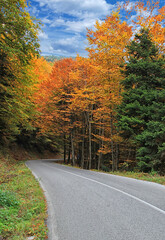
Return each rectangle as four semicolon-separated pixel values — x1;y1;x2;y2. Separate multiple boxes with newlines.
117;29;165;173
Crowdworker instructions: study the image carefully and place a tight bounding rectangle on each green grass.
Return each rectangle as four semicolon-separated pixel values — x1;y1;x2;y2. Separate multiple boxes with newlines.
61;163;165;185
0;157;48;240
90;169;165;185
106;171;165;185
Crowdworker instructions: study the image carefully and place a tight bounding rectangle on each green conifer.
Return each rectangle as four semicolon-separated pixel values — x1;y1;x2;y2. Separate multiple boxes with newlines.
117;29;165;173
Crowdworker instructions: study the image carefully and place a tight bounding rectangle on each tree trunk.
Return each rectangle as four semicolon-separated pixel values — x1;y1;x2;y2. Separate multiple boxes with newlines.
81;125;85;169
71;128;75;166
110;113;115;171
88;112;92;170
98;123;102;170
63;134;66;163
115;143;119;171
67;134;71;164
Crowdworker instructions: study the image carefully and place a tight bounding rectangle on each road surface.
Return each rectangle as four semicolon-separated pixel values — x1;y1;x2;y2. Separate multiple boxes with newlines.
26;159;165;240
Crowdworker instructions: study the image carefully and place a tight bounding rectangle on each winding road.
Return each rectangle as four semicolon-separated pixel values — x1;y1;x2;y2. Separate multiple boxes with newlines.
26;159;165;240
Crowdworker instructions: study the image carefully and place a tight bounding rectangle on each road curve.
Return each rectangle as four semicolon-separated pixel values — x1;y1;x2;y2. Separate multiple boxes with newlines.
26;159;165;240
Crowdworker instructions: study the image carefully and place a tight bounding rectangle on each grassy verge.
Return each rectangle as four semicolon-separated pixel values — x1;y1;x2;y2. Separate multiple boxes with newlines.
90;170;165;185
0;156;48;240
61;163;165;185
105;171;165;185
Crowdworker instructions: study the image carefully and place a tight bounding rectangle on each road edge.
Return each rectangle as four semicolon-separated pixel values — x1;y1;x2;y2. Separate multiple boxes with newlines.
26;161;58;240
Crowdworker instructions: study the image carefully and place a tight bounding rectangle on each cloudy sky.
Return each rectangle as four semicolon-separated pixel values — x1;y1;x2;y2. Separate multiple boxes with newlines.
27;0;164;57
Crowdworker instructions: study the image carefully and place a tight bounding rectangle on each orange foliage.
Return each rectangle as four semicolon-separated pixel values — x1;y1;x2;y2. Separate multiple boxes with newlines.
123;1;165;52
35;58;75;134
33;1;164;167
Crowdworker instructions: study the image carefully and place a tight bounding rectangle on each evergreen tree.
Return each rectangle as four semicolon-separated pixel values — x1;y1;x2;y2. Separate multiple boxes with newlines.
117;29;165;173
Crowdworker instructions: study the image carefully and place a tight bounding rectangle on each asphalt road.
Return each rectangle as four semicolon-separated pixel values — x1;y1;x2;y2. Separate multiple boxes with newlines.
26;159;165;240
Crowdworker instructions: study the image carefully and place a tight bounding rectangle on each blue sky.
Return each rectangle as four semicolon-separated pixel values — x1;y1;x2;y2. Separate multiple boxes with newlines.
27;0;164;57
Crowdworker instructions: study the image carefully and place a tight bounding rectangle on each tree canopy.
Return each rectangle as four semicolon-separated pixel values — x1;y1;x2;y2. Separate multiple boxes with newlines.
1;0;164;174
0;0;40;142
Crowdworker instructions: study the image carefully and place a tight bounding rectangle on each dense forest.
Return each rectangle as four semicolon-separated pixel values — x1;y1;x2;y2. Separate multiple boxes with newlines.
0;0;165;174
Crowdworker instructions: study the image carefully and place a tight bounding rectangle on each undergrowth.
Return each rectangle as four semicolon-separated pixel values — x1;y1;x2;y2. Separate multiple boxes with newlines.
90;169;165;185
0;155;48;239
62;163;165;185
106;171;165;185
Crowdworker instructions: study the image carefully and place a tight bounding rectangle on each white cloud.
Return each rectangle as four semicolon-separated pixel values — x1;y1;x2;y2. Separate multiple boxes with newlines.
50;18;66;27
27;5;40;16
124;2;135;11
66;18;97;32
39;39;54;54
39;34;87;57
33;0;114;18
51;34;86;56
31;0;117;56
42;17;52;24
50;18;96;32
38;31;48;39
39;0;113;33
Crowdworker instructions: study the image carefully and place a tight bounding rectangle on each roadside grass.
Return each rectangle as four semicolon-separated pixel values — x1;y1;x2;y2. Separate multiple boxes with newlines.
61;163;165;185
94;170;165;185
0;156;48;240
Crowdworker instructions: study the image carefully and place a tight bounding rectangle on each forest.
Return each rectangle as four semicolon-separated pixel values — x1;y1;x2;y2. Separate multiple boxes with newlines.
0;0;165;174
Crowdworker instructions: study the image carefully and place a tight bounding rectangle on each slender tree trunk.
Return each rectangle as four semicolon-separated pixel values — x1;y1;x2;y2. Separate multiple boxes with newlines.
71;128;75;166
98;123;102;170
81;123;85;169
110;113;115;171
88;112;92;170
63;134;66;163
98;151;102;171
127;148;131;160
77;143;81;167
93;128;97;169
67;134;71;164
98;122;104;170
115;143;119;171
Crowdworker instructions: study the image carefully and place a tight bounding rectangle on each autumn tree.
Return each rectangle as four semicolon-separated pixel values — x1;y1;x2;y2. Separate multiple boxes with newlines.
123;1;165;53
117;29;165;173
68;57;100;169
15;57;53;150
0;0;40;142
86;3;165;171
29;1;165;173
86;11;132;170
35;58;76;159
